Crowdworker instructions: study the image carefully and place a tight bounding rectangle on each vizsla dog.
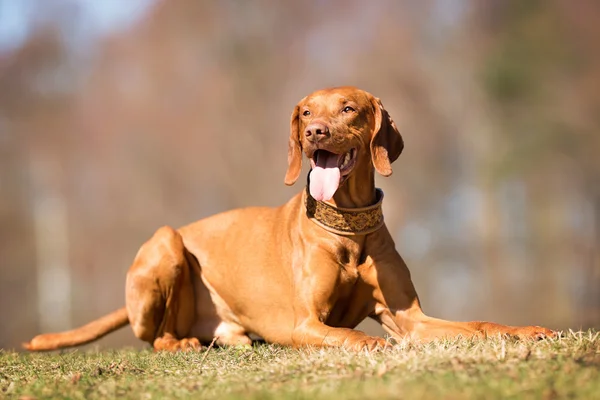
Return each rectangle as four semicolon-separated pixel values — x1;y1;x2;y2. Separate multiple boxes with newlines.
25;87;554;352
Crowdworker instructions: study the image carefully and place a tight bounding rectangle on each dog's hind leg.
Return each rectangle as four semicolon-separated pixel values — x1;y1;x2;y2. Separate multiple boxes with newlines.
125;226;200;351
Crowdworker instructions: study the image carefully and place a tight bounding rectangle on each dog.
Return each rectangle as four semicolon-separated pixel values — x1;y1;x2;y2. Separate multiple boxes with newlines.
24;87;554;352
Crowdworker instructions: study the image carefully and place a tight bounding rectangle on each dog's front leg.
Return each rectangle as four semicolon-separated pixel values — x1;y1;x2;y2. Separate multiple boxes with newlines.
290;248;386;351
364;227;555;342
291;319;385;351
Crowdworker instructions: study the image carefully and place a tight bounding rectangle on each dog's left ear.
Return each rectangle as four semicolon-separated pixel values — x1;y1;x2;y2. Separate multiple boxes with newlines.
284;105;302;185
369;96;404;177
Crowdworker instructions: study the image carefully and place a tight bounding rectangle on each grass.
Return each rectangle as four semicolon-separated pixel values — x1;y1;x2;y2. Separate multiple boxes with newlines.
1;330;599;400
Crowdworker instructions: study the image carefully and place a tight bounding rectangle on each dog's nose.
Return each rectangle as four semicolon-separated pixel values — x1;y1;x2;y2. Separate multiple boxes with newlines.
305;123;329;140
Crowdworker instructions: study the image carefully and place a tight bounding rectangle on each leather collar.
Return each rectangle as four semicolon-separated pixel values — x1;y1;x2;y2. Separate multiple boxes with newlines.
305;186;385;236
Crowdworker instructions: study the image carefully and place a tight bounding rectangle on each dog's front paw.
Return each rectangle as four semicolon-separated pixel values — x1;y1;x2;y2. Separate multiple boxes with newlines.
511;326;556;340
347;336;388;352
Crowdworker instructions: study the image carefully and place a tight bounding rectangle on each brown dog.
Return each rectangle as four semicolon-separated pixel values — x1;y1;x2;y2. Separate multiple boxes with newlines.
24;87;554;352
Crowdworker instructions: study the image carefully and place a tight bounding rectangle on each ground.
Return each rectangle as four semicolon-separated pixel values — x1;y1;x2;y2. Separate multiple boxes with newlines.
1;330;599;399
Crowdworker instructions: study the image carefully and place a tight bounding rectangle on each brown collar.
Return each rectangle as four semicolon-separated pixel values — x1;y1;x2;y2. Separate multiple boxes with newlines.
305;187;385;236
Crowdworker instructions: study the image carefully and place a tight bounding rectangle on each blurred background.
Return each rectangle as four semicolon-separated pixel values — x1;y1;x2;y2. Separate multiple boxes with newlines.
1;0;599;350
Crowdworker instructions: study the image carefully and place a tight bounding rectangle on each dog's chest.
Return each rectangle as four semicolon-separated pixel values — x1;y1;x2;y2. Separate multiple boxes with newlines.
336;245;361;280
323;246;375;327
336;255;369;300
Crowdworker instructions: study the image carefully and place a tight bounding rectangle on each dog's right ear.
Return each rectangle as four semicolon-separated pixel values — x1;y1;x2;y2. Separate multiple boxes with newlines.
284;105;302;185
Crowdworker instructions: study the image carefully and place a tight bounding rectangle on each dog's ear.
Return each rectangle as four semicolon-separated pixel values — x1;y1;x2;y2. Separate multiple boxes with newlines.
284;105;303;185
369;96;403;177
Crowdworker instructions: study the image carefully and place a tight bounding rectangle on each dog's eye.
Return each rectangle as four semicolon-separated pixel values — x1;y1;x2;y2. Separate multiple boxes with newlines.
342;106;355;113
303;110;311;117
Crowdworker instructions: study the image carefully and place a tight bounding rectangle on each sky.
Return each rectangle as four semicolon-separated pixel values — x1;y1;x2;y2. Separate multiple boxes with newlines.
0;0;156;54
0;0;469;58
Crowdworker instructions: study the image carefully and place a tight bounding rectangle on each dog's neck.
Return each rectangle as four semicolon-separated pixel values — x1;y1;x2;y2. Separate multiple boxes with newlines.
327;166;377;209
305;168;384;236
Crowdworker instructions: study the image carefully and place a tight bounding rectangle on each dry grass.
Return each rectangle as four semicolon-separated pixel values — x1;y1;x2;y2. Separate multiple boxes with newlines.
1;330;599;399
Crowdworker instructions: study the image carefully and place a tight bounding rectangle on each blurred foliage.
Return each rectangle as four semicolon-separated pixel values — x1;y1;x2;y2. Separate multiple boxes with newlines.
0;0;599;350
482;0;600;179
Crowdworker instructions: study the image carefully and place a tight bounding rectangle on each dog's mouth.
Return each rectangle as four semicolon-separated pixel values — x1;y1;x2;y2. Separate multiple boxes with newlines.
310;149;357;175
308;148;357;202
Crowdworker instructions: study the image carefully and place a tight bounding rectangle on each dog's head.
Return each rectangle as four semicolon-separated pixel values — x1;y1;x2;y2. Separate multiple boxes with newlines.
284;86;403;201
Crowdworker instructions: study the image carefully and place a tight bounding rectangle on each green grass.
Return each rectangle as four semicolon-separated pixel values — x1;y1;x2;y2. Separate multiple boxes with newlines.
1;330;599;399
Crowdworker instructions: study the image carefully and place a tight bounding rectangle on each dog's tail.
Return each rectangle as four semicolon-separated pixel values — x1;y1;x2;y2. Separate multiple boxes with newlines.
23;307;129;351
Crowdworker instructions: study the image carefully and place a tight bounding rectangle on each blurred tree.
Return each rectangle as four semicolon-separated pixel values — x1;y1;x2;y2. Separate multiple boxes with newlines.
477;0;600;326
0;28;76;346
1;0;598;349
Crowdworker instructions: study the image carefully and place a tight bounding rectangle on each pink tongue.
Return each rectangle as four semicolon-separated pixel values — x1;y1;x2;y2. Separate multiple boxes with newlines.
310;152;340;201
